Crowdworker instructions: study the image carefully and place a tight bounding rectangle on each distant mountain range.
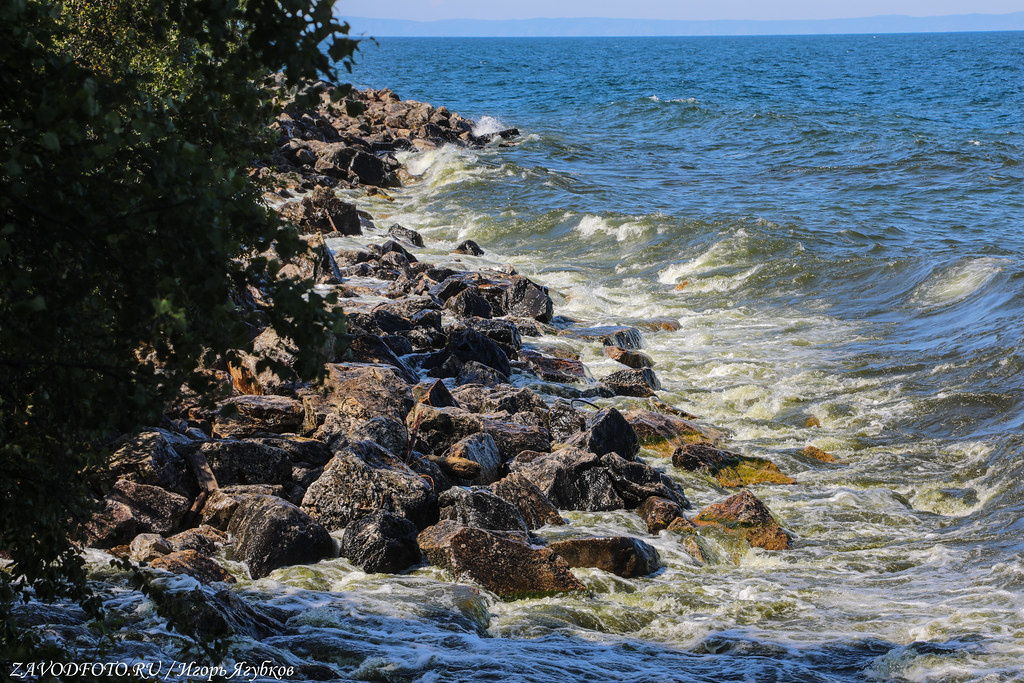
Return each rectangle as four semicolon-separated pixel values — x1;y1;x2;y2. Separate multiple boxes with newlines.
342;13;1024;37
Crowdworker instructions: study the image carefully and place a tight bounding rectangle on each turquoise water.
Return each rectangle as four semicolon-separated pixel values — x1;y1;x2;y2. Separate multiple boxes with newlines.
340;33;1024;681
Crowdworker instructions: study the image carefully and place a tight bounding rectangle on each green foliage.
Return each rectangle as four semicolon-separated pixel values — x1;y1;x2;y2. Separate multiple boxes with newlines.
0;0;355;658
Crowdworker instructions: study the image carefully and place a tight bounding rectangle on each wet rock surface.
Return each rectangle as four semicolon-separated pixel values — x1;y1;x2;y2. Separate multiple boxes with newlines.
340;510;421;574
694;489;789;551
417;521;585;598
548;536;661;578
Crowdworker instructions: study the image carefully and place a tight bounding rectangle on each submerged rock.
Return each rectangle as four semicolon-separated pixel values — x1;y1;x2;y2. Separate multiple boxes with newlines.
637;495;684;533
672;443;795;487
548;537;661;578
604;345;655;369
693;489;789;551
417;521;584;599
623;408;723;457
340;511;421;574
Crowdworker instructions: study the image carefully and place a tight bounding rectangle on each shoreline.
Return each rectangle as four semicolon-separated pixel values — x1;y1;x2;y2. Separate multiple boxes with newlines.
37;83;820;671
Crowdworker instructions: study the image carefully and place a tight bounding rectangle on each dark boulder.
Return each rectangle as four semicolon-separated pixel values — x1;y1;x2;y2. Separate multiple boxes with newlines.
548;537;661;578
548;399;586;443
488;473;566;529
228;495;334;579
107;431;197;498
198;440;292;487
637;496;684;533
565;408;640;460
455;361;507;387
438;487;529;533
348;416;409;459
340;511;421;574
301;440;435;530
87;480;192;547
406;403;484;455
672;443;795;488
443;288;493;319
150;550;236;585
447;327;511;378
452;239;484;256
503;276;553;323
199;484;286;530
346;335;418;384
445;432;502;484
387;223;425;247
349;150;400;187
417;521;584;599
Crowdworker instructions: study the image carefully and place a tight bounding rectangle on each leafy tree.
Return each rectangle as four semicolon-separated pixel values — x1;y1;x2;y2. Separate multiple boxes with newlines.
0;0;356;658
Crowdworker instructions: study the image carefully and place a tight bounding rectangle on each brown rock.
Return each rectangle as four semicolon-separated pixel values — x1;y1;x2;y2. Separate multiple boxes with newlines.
604;345;655;369
548;536;661;578
415;379;460;409
802;445;836;463
637;496;683;533
520;349;591;384
307;363;414;438
417;521;585;598
693;489;789;550
129;533;172;563
672;443;795;487
212;395;304;439
150;550;236;585
167;525;227;557
623;408;723;457
86;480;192;548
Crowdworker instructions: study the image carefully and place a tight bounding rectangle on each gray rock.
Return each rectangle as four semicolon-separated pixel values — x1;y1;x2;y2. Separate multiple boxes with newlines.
439;487;529;533
301;440;436;530
212;395;305;439
447;327;511;378
87;480;192;547
488;472;566;529
602;368;662;397
107;431;196;498
445;432;502;485
228;495;333;579
198;440;292;487
349;416;409;459
340;511;421;574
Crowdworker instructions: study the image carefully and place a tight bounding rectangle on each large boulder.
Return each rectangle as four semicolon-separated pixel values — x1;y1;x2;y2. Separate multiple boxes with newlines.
86;480;192;548
199;484;285;530
340;511;421;574
672;443;795;488
488;473;566;529
150;550;236;585
106;431;197;498
438;487;529;533
548;537;661;578
306;363;414;439
417;521;584;599
212;395;304;439
228;495;334;579
282;186;360;235
450;384;545;416
481;417;551;464
503;276;554;323
406;403;484;455
197;440;292;487
636;496;684;533
565;408;639;459
301;440;435;530
693;489;789;551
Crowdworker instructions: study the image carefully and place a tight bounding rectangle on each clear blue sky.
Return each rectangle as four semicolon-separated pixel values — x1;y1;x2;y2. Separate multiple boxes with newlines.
342;0;1024;21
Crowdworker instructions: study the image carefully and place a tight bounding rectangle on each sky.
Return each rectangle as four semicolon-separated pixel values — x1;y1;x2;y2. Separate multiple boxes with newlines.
341;1;1024;22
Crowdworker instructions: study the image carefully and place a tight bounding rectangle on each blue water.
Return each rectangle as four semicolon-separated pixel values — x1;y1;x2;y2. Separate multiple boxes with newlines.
334;32;1024;681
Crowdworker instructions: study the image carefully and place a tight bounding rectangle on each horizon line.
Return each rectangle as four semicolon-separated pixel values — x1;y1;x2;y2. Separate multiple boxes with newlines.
340;12;1024;38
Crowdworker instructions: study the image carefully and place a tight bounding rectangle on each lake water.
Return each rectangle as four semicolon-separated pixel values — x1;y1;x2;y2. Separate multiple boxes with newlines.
336;32;1024;682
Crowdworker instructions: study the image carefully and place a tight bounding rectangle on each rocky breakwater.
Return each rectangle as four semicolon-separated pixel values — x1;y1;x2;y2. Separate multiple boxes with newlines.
81;85;818;651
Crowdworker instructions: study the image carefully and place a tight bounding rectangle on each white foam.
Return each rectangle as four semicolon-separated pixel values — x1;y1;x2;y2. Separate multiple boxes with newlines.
471;115;507;137
911;257;1005;307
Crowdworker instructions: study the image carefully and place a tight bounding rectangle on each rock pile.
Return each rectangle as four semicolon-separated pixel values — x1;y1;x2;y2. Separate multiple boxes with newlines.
86;84;798;603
